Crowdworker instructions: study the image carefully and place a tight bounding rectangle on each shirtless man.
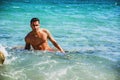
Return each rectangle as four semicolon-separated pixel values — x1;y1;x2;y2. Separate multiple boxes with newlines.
24;18;65;53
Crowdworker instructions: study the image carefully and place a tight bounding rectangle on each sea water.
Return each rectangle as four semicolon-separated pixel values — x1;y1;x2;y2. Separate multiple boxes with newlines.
0;0;120;80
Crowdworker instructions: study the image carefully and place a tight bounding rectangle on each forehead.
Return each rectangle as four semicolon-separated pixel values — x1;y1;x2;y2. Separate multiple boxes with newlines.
31;21;39;24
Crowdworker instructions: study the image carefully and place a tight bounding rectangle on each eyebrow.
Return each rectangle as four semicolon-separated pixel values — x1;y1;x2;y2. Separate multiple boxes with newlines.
32;24;39;26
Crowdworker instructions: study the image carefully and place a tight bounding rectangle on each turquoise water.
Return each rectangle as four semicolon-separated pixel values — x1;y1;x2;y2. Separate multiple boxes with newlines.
0;0;120;80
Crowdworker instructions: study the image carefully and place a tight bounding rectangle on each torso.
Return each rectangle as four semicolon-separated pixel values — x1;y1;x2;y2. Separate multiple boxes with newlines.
26;29;51;50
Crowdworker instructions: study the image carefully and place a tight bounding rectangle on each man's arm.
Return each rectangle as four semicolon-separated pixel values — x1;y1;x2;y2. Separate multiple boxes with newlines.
24;37;31;50
44;29;65;53
25;43;30;50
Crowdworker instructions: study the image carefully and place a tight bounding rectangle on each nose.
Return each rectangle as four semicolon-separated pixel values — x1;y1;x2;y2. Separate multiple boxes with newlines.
34;25;38;28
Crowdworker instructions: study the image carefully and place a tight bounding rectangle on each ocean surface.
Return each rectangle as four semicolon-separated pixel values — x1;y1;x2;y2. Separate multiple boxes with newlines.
0;0;120;80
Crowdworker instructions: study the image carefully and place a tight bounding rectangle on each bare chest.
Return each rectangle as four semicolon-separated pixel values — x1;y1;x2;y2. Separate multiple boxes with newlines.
29;32;47;46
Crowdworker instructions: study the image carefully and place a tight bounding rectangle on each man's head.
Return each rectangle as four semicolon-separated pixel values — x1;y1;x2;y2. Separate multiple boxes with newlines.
30;18;40;31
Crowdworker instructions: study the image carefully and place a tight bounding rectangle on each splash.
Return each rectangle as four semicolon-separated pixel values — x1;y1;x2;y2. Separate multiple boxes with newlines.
0;44;8;57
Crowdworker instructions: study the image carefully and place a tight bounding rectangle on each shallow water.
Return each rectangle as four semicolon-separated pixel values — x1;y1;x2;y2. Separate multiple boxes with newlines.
0;49;120;80
0;0;120;80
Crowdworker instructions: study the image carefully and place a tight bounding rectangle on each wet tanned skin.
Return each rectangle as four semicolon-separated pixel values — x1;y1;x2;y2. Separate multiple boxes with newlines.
25;20;65;53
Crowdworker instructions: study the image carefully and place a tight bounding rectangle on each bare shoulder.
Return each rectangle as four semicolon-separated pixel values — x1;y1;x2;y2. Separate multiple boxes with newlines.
41;28;53;39
41;28;50;34
25;31;32;42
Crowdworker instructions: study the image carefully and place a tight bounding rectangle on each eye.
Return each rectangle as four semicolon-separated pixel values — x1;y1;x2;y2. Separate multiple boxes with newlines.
32;24;38;26
35;25;39;26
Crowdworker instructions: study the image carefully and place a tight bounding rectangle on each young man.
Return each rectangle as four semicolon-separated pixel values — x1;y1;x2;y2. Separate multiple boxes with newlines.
24;18;65;53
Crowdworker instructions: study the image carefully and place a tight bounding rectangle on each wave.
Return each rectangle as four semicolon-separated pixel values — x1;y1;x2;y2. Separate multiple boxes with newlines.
4;45;120;63
0;44;8;57
1;47;119;80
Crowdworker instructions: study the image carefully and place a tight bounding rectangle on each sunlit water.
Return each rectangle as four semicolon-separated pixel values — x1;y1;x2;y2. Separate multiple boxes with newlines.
0;0;120;80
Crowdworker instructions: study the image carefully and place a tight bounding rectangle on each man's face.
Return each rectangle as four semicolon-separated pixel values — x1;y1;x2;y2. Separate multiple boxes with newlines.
31;21;40;31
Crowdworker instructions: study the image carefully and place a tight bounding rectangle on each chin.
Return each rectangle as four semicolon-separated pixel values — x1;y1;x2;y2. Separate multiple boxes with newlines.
33;29;37;31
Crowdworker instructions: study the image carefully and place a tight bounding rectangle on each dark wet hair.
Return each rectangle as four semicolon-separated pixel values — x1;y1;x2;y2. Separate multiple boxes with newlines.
30;18;40;24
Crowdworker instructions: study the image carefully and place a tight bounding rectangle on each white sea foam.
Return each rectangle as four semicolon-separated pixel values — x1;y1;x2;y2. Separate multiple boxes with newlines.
0;44;8;57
